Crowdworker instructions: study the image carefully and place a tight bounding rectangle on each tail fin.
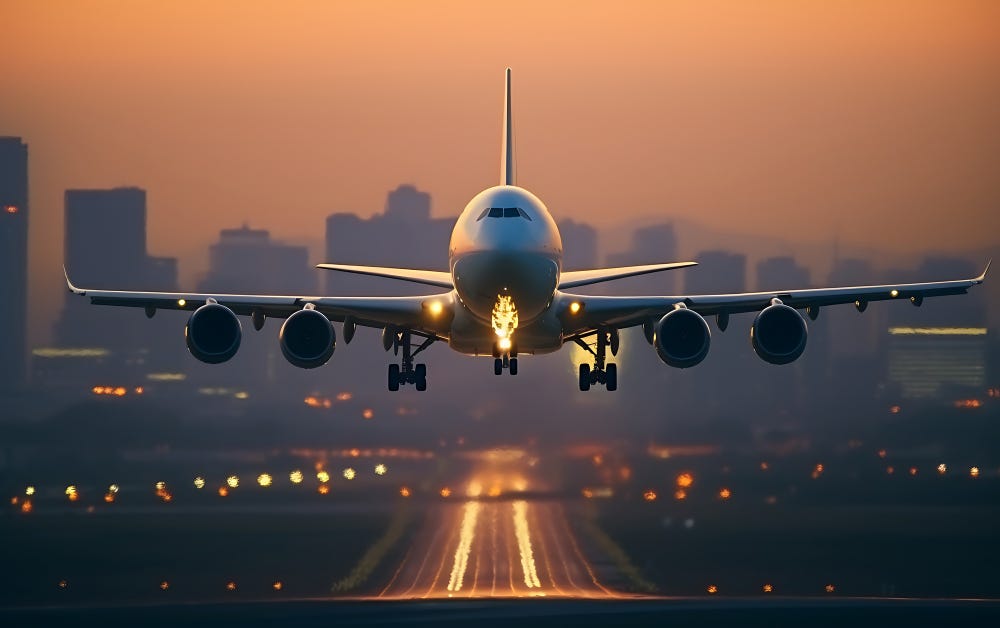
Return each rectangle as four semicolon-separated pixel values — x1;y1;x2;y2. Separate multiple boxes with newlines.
501;68;515;186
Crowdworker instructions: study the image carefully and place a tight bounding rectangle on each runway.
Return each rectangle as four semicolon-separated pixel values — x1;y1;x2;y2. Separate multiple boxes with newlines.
378;497;622;599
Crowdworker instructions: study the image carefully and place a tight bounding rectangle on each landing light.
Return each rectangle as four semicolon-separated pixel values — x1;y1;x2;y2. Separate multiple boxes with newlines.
498;337;512;351
427;301;443;316
177;299;186;307
890;289;899;298
569;301;582;314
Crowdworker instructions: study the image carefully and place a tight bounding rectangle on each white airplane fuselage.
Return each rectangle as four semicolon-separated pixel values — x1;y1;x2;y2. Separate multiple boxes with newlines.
447;185;565;356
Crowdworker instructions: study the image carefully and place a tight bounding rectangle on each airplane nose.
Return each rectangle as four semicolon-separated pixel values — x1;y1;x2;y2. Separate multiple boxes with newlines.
453;252;558;323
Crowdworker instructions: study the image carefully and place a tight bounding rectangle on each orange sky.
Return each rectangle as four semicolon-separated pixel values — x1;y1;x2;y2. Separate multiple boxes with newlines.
4;0;1000;343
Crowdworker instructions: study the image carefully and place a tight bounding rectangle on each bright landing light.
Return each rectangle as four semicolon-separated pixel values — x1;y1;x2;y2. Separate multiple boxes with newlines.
498;337;512;351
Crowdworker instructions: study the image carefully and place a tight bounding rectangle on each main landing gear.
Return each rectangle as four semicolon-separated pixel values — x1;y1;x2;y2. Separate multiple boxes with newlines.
574;327;619;391
492;338;518;376
385;329;434;392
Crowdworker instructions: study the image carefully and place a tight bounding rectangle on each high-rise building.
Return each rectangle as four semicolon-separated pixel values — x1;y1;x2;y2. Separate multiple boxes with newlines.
325;184;452;296
0;137;28;390
198;226;315;295
45;188;180;387
559;219;598;271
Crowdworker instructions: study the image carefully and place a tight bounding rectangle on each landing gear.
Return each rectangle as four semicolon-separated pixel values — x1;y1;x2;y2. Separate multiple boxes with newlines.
386;329;433;392
574;327;619;391
492;339;518;376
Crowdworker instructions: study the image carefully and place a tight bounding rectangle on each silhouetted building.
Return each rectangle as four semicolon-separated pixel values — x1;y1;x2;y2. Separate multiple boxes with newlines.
325;184;452;296
884;258;989;401
45;188;180;388
559;219;598;270
198;226;315;295
0;137;28;390
607;223;679;296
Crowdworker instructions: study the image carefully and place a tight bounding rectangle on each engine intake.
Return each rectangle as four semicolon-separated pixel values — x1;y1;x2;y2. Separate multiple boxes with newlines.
751;302;808;365
279;307;336;369
653;308;711;368
185;303;242;364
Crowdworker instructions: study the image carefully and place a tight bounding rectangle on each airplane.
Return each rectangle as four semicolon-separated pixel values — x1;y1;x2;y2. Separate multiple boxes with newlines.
67;69;990;392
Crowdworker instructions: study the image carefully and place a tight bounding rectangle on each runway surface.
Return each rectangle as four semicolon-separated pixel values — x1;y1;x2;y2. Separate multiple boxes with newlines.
378;498;623;599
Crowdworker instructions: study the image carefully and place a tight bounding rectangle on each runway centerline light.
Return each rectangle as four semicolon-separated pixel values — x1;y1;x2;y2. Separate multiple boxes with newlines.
290;470;304;484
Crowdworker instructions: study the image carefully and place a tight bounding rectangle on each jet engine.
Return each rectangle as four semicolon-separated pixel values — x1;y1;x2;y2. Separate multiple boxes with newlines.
751;301;808;365
185;303;242;364
653;308;711;368
279;307;336;369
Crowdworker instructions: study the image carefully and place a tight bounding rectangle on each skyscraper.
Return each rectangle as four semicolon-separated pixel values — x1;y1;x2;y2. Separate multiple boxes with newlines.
0;137;28;390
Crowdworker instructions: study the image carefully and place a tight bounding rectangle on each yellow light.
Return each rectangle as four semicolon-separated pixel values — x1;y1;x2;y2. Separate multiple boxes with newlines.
888;326;987;336
65;485;77;497
440;487;452;498
177;299;186;307
234;391;249;400
290;470;304;484
194;477;206;489
428;301;443;316
719;488;732;500
491;294;518;337
569;302;581;314
937;464;947;475
890;289;899;298
970;466;980;478
400;486;411;497
676;472;694;488
317;484;330;495
707;585;718;594
374;464;387;476
498;337;512;351
5;205;17;214
25;486;35;496
763;584;774;593
643;490;657;502
257;473;272;487
226;475;239;488
272;581;283;591
155;481;166;491
317;470;330;483
108;484;119;494
342;468;356;480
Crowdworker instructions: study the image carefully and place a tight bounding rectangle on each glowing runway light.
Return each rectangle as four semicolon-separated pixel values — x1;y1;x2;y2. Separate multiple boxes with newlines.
290;470;304;484
825;584;836;593
513;500;542;588
194;477;206;489
400;486;411;497
257;473;273;487
440;487;452;498
937;464;947;475
155;481;166;491
970;466;980;478
763;583;774;593
226;581;237;591
374;464;387;476
317;470;330;483
707;585;718;594
342;468;356;480
218;486;229;497
643;490;657;502
446;501;481;592
719;488;732;500
676;473;694;488
317;484;330;495
226;475;239;488
25;486;35;496
272;581;283;591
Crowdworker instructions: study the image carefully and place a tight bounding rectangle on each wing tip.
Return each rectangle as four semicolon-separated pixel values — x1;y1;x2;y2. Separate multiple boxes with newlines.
63;266;85;295
976;258;991;283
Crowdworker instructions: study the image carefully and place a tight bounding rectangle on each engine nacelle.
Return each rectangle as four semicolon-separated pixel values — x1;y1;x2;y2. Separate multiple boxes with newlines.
751;302;808;365
653;308;711;368
185;303;242;364
279;307;336;369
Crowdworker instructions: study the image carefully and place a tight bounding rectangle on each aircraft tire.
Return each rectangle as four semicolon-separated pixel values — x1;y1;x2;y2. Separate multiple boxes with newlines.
579;364;591;391
388;364;400;391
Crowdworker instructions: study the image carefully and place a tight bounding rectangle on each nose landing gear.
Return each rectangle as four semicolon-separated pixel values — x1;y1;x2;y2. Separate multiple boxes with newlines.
574;327;618;391
492;338;518;376
385;329;434;391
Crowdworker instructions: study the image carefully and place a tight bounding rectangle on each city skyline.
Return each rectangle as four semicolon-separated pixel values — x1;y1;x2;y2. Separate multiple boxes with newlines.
5;1;1000;344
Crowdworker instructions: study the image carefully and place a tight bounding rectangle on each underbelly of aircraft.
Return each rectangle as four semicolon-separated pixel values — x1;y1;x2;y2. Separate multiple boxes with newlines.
447;305;562;356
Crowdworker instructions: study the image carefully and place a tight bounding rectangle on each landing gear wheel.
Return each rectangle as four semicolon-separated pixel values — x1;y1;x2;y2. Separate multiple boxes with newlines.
509;358;518;376
388;363;400;392
494;358;503;375
579;363;591;391
606;363;618;391
414;363;427;391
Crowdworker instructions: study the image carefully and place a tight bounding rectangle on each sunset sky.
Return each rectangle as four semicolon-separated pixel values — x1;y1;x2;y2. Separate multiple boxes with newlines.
4;0;999;343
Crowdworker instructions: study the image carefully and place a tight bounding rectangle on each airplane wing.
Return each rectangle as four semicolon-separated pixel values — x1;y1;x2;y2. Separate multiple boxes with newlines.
65;270;454;339
558;262;698;289
316;263;453;288
559;261;990;338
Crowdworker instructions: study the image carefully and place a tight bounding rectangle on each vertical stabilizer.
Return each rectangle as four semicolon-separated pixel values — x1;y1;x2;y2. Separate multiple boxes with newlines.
501;68;515;186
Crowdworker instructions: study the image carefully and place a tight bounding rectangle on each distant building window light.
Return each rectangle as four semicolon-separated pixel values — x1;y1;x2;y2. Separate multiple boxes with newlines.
888;327;987;336
4;205;16;214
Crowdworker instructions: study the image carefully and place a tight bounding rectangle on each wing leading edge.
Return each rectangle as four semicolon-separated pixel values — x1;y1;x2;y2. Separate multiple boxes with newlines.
315;263;453;288
64;269;453;339
560;261;990;337
558;262;698;289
